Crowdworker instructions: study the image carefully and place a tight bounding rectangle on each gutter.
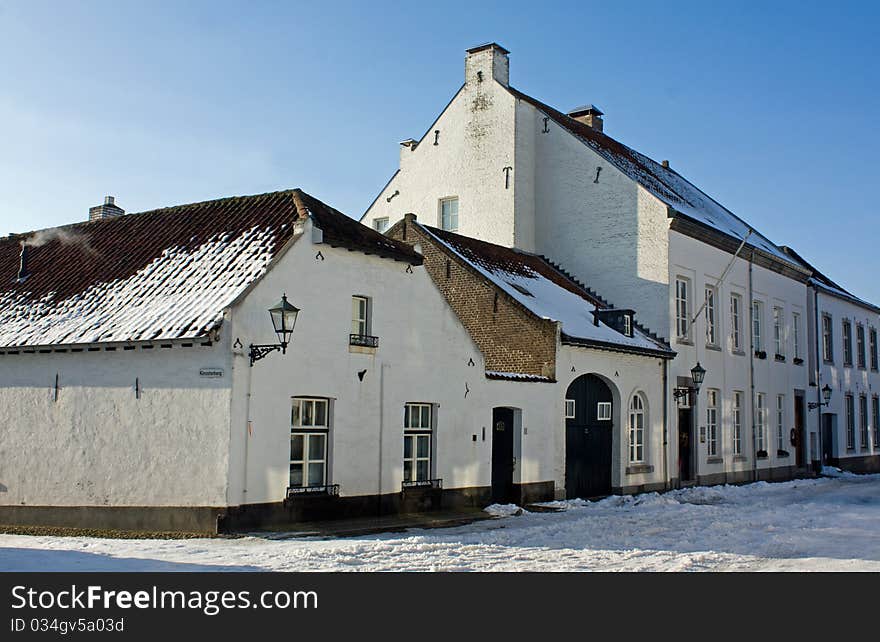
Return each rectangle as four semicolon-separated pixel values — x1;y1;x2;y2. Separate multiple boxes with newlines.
560;334;675;360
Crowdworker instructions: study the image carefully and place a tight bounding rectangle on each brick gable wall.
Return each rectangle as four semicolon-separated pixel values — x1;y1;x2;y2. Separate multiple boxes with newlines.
389;218;557;379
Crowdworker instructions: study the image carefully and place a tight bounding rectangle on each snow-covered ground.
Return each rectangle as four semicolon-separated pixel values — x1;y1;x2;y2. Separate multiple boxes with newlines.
2;474;880;572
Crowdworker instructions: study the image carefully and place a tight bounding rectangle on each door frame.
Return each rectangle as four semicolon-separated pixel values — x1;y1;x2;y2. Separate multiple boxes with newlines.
490;407;520;504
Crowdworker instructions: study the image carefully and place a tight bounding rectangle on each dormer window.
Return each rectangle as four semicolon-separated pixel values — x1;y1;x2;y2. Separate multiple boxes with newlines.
623;313;633;338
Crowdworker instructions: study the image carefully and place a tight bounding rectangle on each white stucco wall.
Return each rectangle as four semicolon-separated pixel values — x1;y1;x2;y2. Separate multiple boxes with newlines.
226;221;669;506
362;53;519;247
0;341;233;507
811;289;879;462
668;231;810;479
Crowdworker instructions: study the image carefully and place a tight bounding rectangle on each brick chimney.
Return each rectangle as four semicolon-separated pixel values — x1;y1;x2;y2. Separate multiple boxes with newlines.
89;196;125;221
465;42;509;87
568;105;604;132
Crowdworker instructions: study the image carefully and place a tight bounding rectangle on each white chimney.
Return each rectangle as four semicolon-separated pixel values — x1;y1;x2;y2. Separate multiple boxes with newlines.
465;43;509;87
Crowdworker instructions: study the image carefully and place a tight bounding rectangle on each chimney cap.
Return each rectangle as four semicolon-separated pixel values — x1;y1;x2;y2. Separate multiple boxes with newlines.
104;195;115;205
465;42;510;55
568;104;604;117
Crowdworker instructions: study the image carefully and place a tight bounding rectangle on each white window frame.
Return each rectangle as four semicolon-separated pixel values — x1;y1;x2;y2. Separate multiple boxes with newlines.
404;403;433;483
843;319;853;366
628;394;646;463
705;286;718;347
373;217;389;233
872;396;879;451
351;295;370;337
755;393;766;453
793;312;801;360
597;402;612;421
675;277;691;341
564;399;576;419
730;293;742;352
733;391;743;455
845;394;855;450
439;197;459;232
776;394;785;452
290;397;330;489
870;328;878;371
752;301;763;353
773;306;784;356
856;324;866;369
822;314;834;362
706;389;719;457
623;313;633;338
859;395;869;449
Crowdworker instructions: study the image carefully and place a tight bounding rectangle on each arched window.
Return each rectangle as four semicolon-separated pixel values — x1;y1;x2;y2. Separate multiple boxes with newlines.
629;394;646;463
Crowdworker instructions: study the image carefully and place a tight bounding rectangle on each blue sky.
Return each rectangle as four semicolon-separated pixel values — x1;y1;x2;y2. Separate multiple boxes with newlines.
1;1;878;301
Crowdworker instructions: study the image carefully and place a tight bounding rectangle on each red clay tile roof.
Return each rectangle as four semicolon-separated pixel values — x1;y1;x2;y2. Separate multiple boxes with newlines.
0;188;420;348
422;224;672;357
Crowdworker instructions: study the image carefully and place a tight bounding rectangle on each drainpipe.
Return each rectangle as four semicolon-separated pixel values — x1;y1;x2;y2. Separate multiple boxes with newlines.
662;359;669;490
813;286;823;472
377;362;387;517
242;359;253;503
748;251;758;482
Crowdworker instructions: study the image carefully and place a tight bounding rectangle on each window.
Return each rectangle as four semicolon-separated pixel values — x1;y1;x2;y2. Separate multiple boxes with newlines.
351;295;370;336
623;313;633;338
845;394;855;450
856;324;866;369
403;403;433;483
705;286;717;346
822;314;834;362
843;320;853;366
372;217;389;233
870;328;878;371
290;398;330;488
752;301;763;353
565;399;576;419
440;197;459;232
773;307;783;356
859;395;869;449
675;278;690;340
873;397;879;450
793;312;801;360
706;389;719;457
776;394;785;452
628;395;645;463
730;293;742;352
597;402;612;421
755;393;766;453
733;391;743;455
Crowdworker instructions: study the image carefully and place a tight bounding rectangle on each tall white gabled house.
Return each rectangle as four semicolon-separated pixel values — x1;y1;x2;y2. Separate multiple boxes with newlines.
364;43;823;485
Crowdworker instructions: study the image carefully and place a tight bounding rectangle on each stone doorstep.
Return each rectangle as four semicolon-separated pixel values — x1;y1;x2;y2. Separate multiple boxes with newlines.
248;509;493;539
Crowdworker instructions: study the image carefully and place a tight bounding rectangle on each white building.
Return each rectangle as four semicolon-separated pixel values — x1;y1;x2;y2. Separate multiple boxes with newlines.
364;43;818;485
781;247;880;472
0;188;670;533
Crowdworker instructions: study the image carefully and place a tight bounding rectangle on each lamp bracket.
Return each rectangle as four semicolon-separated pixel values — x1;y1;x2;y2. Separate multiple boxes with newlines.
249;343;281;367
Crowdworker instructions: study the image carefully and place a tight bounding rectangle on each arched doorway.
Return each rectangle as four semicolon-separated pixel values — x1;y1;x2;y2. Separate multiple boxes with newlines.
565;374;613;498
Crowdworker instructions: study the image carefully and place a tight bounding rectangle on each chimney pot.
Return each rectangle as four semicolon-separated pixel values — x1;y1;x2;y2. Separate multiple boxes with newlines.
661;160;670;168
568;105;604;132
89;195;125;222
465;42;510;87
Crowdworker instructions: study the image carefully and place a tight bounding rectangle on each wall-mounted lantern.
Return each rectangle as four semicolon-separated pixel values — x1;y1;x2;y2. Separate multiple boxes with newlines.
673;362;706;402
249;294;299;366
808;384;832;411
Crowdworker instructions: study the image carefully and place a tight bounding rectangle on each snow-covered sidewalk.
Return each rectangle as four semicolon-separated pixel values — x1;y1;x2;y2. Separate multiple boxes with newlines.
2;474;880;572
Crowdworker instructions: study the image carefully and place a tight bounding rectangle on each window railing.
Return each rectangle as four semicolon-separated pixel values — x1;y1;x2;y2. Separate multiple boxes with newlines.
349;334;379;348
286;484;340;499
401;478;442;491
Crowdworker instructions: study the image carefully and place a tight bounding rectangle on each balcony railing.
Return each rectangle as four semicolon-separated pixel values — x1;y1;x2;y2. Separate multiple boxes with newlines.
350;334;379;348
401;478;442;491
286;484;340;499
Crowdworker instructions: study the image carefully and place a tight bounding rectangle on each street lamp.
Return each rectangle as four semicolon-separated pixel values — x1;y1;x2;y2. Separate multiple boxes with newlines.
249;294;300;366
673;362;706;401
808;384;832;411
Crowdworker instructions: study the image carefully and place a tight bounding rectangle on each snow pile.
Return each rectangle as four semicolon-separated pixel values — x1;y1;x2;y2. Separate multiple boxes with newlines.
483;504;527;517
821;466;858;479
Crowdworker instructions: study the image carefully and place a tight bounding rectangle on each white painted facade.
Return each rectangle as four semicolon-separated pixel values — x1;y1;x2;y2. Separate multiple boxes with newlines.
807;286;880;468
0;215;669;524
363;44;816;482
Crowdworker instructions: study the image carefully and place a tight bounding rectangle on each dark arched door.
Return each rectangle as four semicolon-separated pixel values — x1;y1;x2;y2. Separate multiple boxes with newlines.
565;374;613;498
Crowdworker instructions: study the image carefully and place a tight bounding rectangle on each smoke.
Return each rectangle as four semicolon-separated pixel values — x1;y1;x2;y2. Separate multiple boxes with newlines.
24;228;97;255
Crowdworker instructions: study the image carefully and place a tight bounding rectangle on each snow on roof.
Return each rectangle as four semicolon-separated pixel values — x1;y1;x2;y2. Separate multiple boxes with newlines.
0;188;420;349
780;246;880;313
422;225;672;356
508;87;807;270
